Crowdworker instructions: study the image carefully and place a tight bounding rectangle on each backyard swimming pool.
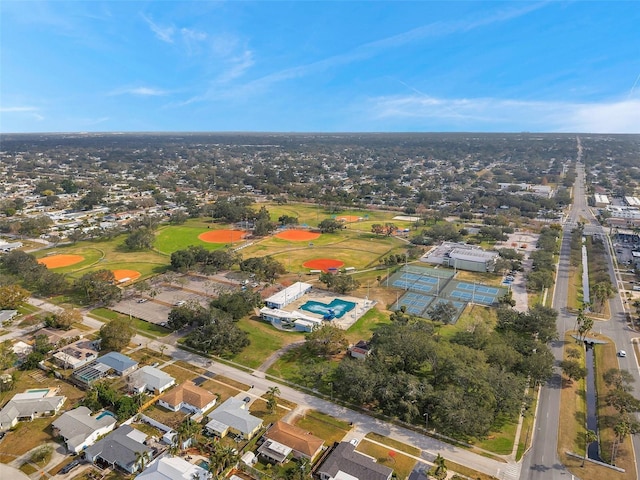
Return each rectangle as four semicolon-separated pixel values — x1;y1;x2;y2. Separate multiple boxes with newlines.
300;298;356;319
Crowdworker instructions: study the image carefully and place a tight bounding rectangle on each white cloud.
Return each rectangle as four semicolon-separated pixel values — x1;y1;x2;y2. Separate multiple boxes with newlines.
141;14;175;43
217;50;255;83
110;87;169;97
0;106;39;112
367;94;640;133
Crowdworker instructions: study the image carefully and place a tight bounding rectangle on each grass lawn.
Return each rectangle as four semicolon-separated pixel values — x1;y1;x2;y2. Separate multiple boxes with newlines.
0;417;57;463
446;460;502;480
567;266;583;311
344;306;391;343
127;348;170;366
516;386;538;461
558;333;635;480
293;410;351;444
356;439;416;480
199;379;242;403
154;221;230;254
438;303;497;341
212;375;250;391
249;399;289;425
161;364;199;385
231;316;304;369
142;404;188;430
364;432;421;456
474;415;517;455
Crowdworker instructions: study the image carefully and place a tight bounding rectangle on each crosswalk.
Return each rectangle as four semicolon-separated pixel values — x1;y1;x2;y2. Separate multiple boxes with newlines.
498;462;522;480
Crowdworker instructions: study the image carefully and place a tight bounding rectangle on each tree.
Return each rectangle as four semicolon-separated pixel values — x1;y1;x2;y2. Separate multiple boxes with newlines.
0;284;30;309
45;308;82;330
318;219;343;233
184;317;249;355
123;227;155;250
319;272;360;294
603;368;635;391
0;340;18;370
583;429;598;466
266;386;281;413
99;317;134;352
560;360;587;384
75;270;121;305
592;281;615;313
429;454;447;480
427;301;458;324
305;325;348;357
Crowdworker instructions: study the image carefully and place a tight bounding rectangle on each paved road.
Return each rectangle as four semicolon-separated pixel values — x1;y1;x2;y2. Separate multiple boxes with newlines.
521;141;640;479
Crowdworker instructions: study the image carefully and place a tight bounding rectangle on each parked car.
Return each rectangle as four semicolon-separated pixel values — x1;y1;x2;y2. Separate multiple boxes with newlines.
137;298;148;303
618;350;627;358
60;459;81;474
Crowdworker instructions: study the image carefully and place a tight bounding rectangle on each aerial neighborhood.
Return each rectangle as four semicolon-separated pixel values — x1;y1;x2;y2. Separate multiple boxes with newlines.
0;132;639;480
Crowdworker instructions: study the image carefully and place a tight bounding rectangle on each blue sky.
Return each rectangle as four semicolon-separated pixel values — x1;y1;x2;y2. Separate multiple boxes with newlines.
1;1;639;133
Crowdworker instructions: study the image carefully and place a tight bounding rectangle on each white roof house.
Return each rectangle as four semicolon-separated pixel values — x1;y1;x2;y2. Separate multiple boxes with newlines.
205;397;263;440
0;389;66;431
135;454;210;480
128;366;175;395
52;406;117;453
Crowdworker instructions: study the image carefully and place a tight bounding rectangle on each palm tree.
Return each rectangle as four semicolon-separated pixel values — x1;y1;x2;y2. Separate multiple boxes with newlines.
582;429;597;466
266;386;281;413
611;419;631;464
176;418;202;452
429;454;447;480
134;450;149;472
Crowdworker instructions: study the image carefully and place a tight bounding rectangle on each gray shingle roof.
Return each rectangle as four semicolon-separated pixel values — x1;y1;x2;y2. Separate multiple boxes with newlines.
85;425;151;471
52;406;116;451
317;442;393;480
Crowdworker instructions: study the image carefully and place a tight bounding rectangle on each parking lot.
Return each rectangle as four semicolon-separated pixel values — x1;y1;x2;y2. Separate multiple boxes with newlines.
111;274;246;326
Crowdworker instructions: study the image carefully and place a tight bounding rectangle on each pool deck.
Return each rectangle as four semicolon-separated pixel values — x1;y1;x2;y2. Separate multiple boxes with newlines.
286;289;374;330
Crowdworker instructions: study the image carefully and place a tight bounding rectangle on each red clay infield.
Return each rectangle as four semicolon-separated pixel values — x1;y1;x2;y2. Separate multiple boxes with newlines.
274;230;321;241
112;269;141;283
303;258;345;272
38;254;85;268
199;229;246;243
337;215;361;222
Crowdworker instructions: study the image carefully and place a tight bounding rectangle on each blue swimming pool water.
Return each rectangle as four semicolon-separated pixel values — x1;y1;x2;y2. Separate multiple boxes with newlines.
26;388;50;394
198;460;209;471
300;298;356;319
96;411;116;420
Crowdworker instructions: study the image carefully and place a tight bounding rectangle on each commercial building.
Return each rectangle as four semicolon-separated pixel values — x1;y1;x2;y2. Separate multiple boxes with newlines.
421;242;498;273
264;282;312;309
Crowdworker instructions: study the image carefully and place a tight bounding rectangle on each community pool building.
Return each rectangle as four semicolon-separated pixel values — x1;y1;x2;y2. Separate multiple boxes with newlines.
264;282;312;309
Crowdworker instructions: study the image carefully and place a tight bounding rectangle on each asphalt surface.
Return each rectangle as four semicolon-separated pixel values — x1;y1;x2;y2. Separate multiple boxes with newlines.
521;142;640;480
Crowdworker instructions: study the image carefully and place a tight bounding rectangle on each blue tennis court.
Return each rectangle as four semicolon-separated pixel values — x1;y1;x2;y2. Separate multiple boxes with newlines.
393;279;412;289
450;290;496;305
456;282;500;295
411;283;433;293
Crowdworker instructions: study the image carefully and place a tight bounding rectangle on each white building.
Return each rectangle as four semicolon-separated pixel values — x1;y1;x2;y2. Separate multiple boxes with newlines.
594;194;610;208
259;307;322;332
264;282;312;309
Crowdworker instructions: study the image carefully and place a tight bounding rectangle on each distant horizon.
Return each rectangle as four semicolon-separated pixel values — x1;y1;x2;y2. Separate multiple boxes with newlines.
2;130;639;137
2;1;639;134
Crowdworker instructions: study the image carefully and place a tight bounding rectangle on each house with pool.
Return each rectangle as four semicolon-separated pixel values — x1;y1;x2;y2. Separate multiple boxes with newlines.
52;406;117;453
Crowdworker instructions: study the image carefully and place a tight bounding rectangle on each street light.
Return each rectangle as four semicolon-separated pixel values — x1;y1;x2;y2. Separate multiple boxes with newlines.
423;412;429;431
329;382;333;402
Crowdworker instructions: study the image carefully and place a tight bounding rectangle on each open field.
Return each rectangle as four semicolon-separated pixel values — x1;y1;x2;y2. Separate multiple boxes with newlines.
36;237;167;280
231;316;304;369
293;410;351;444
38;254;85;268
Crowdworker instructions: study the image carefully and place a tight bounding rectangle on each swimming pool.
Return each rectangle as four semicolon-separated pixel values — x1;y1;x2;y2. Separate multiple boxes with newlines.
198;460;209;471
96;411;116;420
26;388;51;394
300;298;356;319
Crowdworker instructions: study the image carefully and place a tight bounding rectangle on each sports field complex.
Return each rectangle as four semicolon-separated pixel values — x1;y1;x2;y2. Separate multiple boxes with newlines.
387;265;508;323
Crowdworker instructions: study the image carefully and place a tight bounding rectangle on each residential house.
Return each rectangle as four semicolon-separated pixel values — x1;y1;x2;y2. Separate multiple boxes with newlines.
134;454;210;480
260;421;324;462
157;382;217;414
0;388;66;431
52;339;98;370
84;425;152;474
205;397;263;440
0;310;18;326
315;442;393;480
349;340;372;360
128;366;175;395
72;352;138;387
52;406;117;453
